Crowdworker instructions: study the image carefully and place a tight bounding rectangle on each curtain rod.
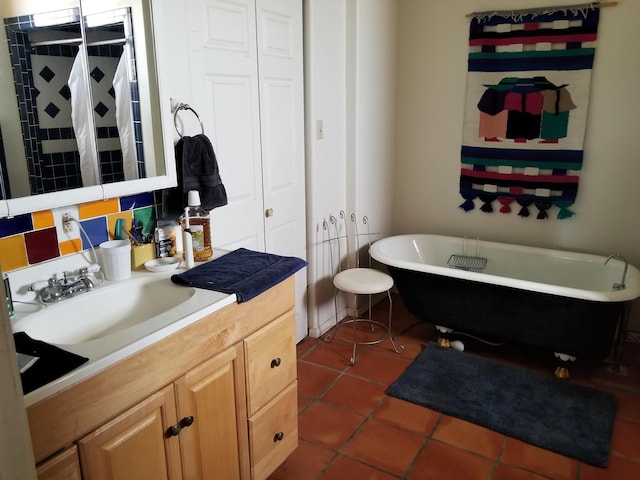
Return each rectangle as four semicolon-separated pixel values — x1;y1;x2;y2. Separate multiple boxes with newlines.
466;1;617;18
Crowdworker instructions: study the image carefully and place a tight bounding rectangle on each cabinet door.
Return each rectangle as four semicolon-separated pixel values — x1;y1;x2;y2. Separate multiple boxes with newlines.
256;0;307;343
78;385;183;480
36;445;81;480
175;344;248;480
186;0;265;252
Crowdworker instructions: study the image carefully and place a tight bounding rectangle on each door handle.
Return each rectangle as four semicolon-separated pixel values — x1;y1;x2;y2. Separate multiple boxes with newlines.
265;208;274;218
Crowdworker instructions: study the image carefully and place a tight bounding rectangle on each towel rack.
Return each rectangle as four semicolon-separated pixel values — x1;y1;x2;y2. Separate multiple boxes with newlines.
173;103;204;138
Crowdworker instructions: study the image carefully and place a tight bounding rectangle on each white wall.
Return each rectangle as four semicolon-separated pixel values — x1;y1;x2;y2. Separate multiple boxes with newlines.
304;0;398;337
304;0;347;337
394;0;640;327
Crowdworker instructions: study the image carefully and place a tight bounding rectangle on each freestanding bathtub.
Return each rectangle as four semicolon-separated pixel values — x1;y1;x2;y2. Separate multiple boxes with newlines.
370;234;640;368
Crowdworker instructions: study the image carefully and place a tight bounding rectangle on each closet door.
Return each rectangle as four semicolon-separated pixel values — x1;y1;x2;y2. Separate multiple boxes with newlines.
187;0;307;342
255;0;307;342
187;0;266;251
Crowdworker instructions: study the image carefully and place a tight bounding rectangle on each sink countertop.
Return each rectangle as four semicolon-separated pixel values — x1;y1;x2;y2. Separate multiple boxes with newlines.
17;266;236;408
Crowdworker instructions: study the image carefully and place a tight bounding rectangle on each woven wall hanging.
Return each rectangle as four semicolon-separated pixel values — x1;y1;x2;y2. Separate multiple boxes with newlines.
459;4;601;219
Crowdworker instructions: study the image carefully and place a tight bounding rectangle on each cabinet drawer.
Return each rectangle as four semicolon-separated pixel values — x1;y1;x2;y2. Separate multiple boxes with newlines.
36;445;81;480
248;382;298;480
244;310;296;415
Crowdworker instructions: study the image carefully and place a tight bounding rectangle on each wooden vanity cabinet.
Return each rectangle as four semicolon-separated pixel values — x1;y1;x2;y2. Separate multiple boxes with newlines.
78;344;246;480
36;446;81;480
29;277;296;480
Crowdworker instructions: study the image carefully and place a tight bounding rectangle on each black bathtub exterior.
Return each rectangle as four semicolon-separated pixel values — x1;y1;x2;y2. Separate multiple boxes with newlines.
389;266;626;359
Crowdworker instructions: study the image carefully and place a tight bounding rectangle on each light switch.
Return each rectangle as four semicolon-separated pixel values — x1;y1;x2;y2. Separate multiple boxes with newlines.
316;119;324;140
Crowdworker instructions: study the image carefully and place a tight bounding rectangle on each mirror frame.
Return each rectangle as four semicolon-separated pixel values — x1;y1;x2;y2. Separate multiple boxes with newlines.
0;0;176;217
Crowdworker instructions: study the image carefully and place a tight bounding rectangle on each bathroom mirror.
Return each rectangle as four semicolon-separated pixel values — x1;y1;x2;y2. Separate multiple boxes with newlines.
0;0;175;216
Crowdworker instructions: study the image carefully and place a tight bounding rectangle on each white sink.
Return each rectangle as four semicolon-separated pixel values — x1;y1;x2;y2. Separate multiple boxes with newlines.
12;276;196;345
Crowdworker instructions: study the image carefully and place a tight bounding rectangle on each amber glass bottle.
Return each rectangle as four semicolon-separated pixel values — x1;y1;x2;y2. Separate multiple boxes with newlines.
180;191;212;261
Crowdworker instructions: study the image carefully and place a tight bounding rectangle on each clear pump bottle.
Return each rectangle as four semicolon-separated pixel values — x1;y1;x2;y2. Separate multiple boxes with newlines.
180;190;212;261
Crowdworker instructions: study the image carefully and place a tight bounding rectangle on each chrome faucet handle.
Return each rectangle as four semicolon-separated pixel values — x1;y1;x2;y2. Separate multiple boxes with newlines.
605;253;628;291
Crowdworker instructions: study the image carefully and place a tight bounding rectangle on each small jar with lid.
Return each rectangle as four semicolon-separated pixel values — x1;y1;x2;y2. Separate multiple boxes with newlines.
179;190;212;261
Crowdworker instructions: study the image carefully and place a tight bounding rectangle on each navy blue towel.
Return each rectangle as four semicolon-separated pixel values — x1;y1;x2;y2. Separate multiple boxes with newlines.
161;134;228;219
171;248;306;302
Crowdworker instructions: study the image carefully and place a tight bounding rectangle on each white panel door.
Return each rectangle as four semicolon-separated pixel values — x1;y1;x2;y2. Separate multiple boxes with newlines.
186;0;308;341
188;0;265;251
256;0;307;341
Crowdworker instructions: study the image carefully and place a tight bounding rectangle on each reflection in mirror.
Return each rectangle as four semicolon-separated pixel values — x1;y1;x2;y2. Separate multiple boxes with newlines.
0;0;168;204
84;8;144;184
2;5;86;196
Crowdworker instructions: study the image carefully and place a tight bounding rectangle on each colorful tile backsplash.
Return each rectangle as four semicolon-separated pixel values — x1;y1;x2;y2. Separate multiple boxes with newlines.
0;192;155;273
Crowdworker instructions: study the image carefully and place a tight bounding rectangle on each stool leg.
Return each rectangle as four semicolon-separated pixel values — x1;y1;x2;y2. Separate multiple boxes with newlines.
349;297;358;364
321;288;342;344
386;291;404;354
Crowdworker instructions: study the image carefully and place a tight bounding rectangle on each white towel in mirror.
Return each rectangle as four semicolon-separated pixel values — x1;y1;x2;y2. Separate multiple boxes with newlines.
113;52;138;181
69;49;99;187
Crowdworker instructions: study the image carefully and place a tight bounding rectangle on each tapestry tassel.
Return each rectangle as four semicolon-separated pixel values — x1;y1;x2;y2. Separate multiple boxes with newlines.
517;199;533;218
459;198;476;212
498;197;514;214
555;201;575;220
535;201;552;220
479;194;495;213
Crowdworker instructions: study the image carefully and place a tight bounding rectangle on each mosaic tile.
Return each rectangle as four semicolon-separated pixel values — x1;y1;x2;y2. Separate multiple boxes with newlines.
25;228;59;264
0;236;28;272
0;214;33;237
59;238;82;256
79;217;109;249
108;212;132;240
133;206;154;235
120;192;154;211
32;210;55;230
78;199;120;219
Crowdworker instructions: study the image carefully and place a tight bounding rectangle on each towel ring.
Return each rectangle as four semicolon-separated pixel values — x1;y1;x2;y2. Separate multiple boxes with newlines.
173;103;204;138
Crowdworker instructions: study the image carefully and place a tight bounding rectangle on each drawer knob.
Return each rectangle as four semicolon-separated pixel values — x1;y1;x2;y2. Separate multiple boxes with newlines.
274;431;284;442
271;357;282;368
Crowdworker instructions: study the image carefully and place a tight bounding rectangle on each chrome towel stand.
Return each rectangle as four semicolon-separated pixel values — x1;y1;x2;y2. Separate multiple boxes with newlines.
172;102;204;138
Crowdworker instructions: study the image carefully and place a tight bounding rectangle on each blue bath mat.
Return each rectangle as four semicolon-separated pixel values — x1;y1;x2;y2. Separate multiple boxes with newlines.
387;342;617;467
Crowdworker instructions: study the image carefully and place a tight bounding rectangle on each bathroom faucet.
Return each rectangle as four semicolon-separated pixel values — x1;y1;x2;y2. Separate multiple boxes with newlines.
605;254;628;291
29;268;97;303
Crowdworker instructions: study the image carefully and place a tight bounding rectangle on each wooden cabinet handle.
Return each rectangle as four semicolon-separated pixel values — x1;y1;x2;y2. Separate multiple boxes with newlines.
271;357;281;368
273;431;284;442
166;416;195;437
180;416;195;428
166;424;181;437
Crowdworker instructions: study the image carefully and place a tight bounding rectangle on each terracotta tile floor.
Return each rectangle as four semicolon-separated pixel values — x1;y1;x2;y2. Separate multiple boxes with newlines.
269;296;640;480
